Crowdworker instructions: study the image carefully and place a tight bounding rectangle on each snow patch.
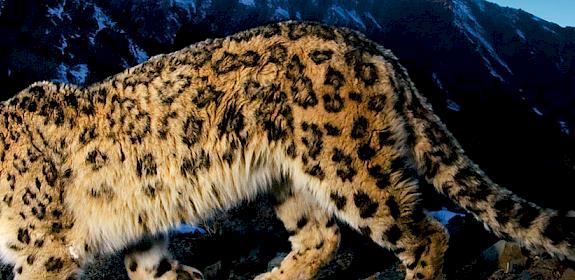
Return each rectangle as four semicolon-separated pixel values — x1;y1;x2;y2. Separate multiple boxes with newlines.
174;224;206;235
559;121;570;135
488;68;504;81
515;29;526;41
331;6;366;30
90;5;118;44
482;57;504;81
532;107;543;116
120;58;130;69
273;7;289;19
453;0;512;78
173;0;197;12
428;208;465;225
128;40;149;64
447;99;461;112
54;63;69;83
92;4;148;63
57;35;68;55
69;64;89;85
47;3;65;20
332;6;346;18
238;0;255;7
346;10;366;30
432;72;445;91
93;5;116;33
366;12;382;29
530;17;558;34
53;63;90;85
542;26;557;35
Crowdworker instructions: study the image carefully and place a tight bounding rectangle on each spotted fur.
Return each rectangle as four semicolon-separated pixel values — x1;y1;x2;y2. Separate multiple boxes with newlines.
0;21;573;280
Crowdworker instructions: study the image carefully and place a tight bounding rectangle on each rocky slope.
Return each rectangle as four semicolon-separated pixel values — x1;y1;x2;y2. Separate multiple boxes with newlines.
3;197;573;279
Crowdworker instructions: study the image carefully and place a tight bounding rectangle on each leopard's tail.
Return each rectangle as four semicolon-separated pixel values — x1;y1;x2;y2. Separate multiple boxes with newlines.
380;51;575;261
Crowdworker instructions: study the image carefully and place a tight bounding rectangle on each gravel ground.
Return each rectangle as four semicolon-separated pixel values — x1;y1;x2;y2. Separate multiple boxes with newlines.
1;198;573;280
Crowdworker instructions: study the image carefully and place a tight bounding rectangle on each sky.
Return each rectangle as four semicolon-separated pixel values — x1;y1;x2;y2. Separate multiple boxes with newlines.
487;0;574;27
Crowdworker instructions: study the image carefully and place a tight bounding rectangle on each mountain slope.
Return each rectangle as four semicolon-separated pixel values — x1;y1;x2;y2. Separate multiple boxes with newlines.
0;0;573;210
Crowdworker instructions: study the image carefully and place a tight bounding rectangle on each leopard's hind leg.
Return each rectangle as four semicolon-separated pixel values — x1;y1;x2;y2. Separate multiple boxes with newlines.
286;153;448;279
295;163;448;280
255;179;341;280
124;234;203;280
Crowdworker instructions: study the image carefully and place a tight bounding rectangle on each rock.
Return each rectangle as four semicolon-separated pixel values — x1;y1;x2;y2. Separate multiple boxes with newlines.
203;261;222;280
267;252;288;271
518;270;533;280
314;250;355;279
0;264;13;280
560;268;575;280
481;241;529;272
443;214;499;278
361;262;405;280
525;257;568;280
481;252;571;280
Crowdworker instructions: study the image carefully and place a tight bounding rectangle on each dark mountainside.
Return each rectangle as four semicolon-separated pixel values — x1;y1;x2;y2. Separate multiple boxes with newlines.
0;0;574;279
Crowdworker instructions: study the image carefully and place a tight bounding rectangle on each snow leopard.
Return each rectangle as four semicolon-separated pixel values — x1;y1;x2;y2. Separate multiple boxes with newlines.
0;21;573;280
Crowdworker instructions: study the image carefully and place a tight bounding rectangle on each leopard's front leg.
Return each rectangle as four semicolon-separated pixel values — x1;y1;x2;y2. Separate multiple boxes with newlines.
124;234;204;280
255;183;340;280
